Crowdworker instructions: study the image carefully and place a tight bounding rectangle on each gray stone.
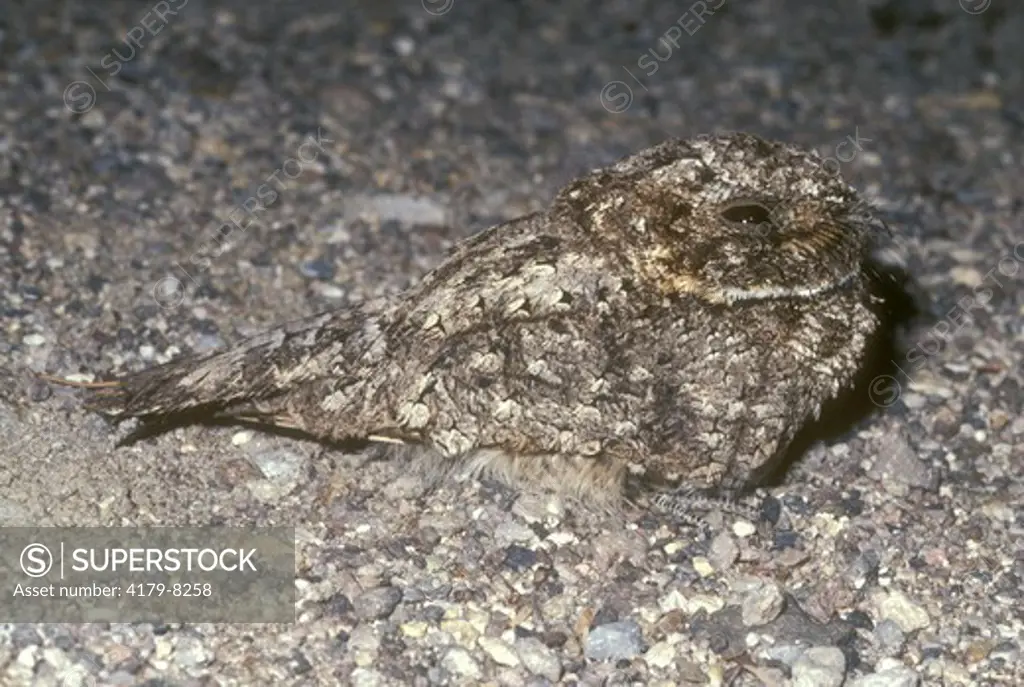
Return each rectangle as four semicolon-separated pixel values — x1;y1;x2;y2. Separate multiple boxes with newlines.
761;643;807;668
740;579;786;627
516;637;562;681
707;531;740;571
351;193;448;226
350;667;387;687
584;620;644;662
478;636;520;667
247;448;307;482
848;667;921;687
874;590;931;633
874;619;906;654
867;429;934;492
354;586;403;620
441;647;482;679
173;636;213;668
791;646;847;687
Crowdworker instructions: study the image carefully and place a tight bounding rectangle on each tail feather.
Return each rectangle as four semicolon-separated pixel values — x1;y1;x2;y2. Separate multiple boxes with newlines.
88;303;385;421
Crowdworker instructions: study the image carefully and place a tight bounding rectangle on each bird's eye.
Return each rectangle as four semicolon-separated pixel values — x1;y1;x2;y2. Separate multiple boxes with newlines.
721;202;773;225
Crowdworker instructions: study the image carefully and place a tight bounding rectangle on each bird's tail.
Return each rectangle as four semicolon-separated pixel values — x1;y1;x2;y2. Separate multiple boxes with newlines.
84;301;387;422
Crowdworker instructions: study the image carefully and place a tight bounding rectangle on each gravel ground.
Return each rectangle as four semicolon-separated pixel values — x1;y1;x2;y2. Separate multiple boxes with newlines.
1;0;1022;685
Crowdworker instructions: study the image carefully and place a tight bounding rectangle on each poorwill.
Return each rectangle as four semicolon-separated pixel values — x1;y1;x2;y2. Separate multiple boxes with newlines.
86;133;895;503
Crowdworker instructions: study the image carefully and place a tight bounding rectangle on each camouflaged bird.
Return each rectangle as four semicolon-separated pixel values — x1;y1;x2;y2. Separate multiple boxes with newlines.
84;133;896;504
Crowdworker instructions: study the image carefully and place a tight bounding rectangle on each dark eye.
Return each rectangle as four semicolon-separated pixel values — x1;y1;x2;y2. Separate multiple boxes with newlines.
721;202;773;225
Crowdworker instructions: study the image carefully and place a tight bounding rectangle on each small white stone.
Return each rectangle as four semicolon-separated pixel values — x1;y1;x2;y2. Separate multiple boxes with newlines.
664;540;686;555
645;641;676;668
350;668;386;687
23;334;46;347
139;344;156;360
732;520;757;538
684;594;725;615
478;636;520;667
692;556;715;577
16;646;39;668
440;619;479;645
875;590;930;633
393;36;416;57
441;647;482;678
659;589;686;612
547;531;576;546
231;430;254;446
313;282;346;299
41;647;69;671
400;621;429;639
154;638;174;660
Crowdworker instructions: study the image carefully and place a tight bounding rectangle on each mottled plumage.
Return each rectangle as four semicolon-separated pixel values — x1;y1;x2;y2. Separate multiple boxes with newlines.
86;133;894;503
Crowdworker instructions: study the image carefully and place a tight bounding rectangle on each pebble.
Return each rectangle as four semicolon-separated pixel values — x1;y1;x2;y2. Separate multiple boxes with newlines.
732;519;757;538
299;257;336;280
762;643;807;667
440;619;480;645
515;637;562;681
692;556;715;577
154;638;174;660
312;282;347;299
990;640;1020;664
868;431;934;491
523;678;554;687
511;493;552;523
740;579;786;626
644;640;676;669
54;663;96;687
393;35;416;57
584;620;644;661
193;333;225;352
354;586;403;620
359;193;448;226
874;618;906;654
791;646;847;687
400;621;429;639
441;647;482;679
847;666;921;687
707;532;739;571
503;544;538;571
348;625;380;657
9;647;37;682
493;519;536;545
478;636;520;667
40;647;69;672
27;381;52;401
231;430;254;446
963;639;994;663
286;650;312;676
350;667;387;687
247;480;294;502
173;636;213;668
106;671;137;686
22;334;46;347
684;594;725;615
248;448;306;482
874;590;931;633
659;589;686;613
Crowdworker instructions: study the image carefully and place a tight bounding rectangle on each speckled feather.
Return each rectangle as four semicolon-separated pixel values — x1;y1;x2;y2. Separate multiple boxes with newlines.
88;133;892;503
